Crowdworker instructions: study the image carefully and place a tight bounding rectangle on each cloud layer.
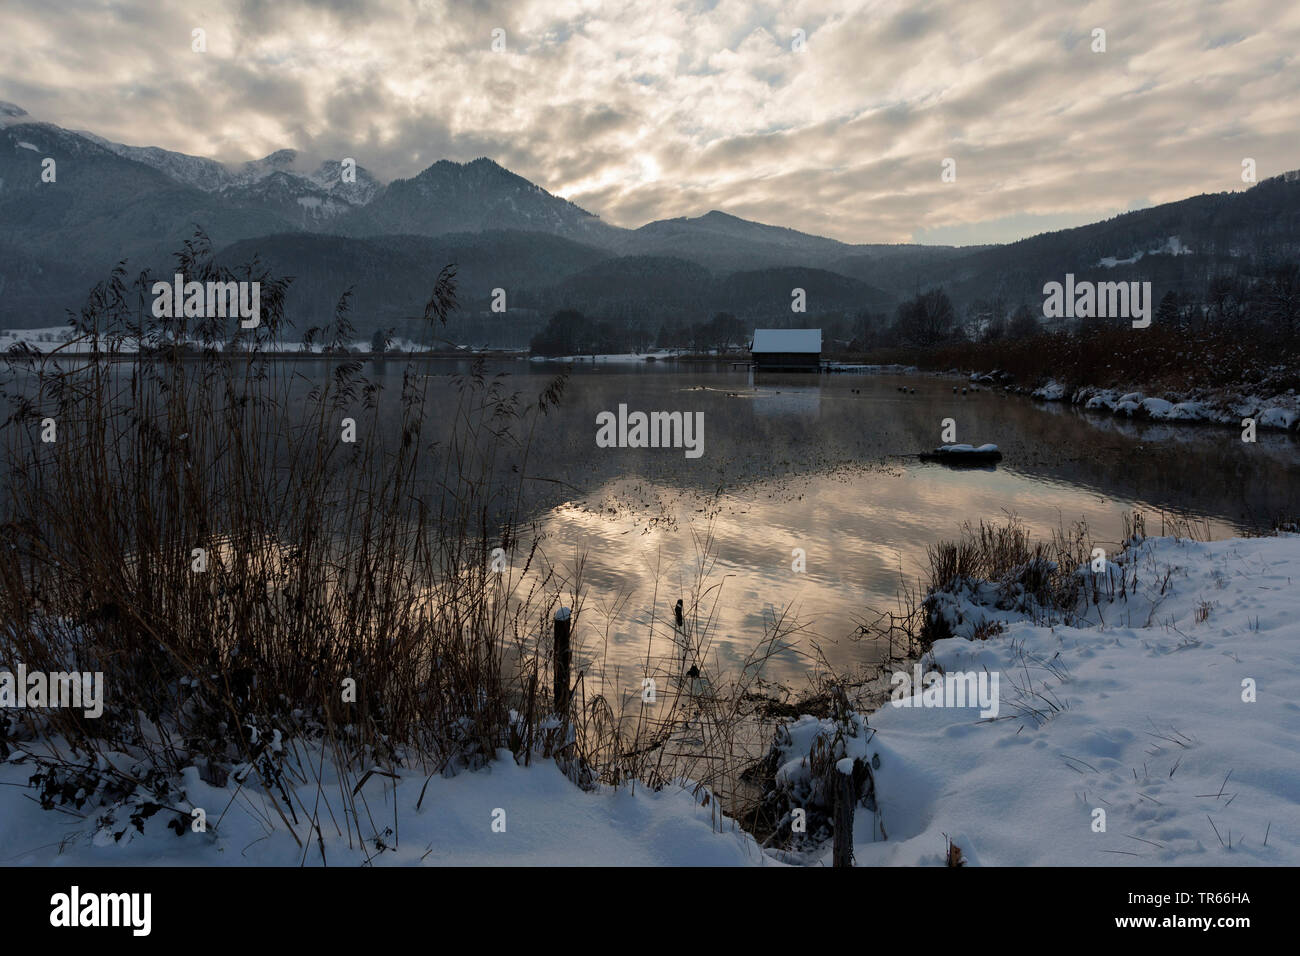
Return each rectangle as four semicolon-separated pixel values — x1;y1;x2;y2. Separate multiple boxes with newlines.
3;0;1298;243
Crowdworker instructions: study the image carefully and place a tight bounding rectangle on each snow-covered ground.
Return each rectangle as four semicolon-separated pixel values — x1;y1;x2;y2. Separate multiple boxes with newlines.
2;533;1296;865
0;747;767;867
854;532;1299;866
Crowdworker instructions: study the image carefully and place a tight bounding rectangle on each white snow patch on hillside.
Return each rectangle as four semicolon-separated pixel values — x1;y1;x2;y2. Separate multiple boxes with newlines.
1098;236;1193;268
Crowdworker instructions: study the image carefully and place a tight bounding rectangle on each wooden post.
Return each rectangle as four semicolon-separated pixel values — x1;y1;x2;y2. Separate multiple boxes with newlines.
832;761;856;868
523;673;537;767
553;607;572;715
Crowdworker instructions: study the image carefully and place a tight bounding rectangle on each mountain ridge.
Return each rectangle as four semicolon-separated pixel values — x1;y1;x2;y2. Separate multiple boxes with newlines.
1;101;1296;340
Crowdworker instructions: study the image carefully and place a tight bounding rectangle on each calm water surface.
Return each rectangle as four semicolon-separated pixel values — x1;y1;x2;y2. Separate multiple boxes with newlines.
10;357;1299;702
489;360;1300;701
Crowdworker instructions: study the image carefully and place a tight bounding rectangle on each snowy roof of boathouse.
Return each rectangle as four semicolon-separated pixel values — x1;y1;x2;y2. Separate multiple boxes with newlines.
751;329;822;353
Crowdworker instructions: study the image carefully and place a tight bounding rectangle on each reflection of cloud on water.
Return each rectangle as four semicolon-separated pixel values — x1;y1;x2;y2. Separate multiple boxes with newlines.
500;369;1296;697
528;459;1240;696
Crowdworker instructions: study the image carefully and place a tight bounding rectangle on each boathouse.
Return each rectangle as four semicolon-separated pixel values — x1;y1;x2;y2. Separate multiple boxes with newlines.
750;329;822;371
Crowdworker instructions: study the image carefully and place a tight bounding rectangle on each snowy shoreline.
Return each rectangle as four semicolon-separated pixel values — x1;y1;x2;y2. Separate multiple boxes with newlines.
2;531;1295;867
862;532;1298;866
1025;377;1300;434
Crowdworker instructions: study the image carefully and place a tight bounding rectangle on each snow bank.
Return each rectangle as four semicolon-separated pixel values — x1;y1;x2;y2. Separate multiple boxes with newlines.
1257;406;1300;430
1033;380;1067;401
851;534;1300;866
0;749;767;866
936;443;999;453
1159;401;1207;421
1054;384;1300;432
1139;397;1174;417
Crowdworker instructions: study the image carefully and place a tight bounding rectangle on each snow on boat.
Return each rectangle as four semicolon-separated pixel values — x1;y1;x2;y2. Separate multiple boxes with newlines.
919;443;1003;465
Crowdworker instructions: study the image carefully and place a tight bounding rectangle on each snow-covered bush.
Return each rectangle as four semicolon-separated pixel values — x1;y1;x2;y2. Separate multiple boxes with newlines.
743;689;882;854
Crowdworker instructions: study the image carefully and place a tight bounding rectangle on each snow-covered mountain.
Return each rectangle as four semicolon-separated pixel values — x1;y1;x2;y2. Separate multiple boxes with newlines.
225;148;298;188
74;133;288;192
2;99;1297;336
73;131;378;212
308;159;381;206
75;130;237;192
221;170;355;225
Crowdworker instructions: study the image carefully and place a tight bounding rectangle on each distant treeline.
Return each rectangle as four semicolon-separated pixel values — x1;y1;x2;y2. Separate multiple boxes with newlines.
866;259;1300;395
526;256;1300;357
529;309;749;355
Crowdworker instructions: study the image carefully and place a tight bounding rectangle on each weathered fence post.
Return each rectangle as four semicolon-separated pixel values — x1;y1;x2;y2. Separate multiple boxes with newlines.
833;759;856;868
553;606;572;715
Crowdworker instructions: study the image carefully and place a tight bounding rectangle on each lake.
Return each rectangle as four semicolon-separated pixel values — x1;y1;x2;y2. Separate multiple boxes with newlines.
7;355;1299;707
359;357;1299;707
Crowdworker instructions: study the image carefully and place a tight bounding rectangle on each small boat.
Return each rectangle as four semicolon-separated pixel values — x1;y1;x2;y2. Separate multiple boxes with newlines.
919;443;1003;465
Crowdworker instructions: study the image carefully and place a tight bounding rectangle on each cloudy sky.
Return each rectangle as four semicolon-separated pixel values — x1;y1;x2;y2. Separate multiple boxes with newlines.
3;0;1298;245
